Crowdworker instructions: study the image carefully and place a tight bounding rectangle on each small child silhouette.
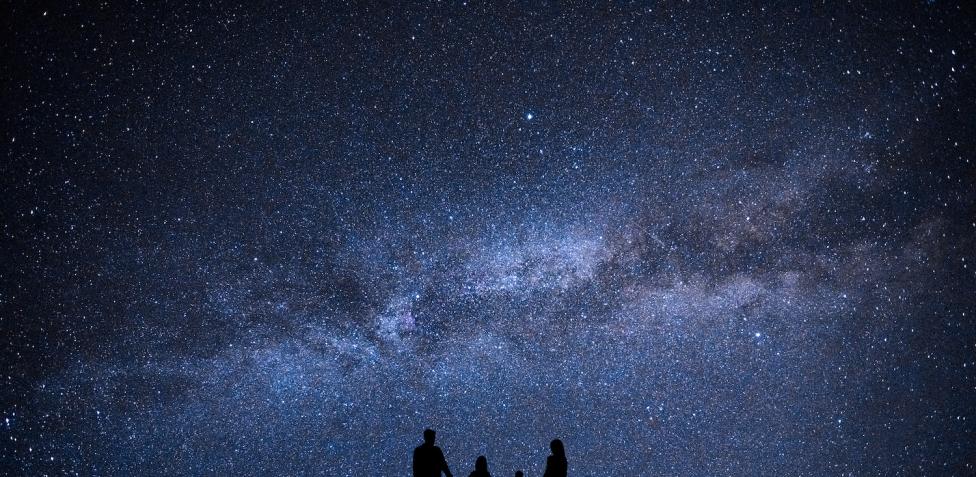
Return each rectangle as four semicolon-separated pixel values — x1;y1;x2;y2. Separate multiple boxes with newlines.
467;455;491;477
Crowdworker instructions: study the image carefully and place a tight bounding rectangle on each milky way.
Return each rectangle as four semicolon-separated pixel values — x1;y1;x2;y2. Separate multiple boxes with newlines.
3;2;975;475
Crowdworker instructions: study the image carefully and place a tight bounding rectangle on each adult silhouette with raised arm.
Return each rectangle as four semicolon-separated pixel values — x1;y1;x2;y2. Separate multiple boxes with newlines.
414;428;453;477
542;439;567;477
467;455;492;477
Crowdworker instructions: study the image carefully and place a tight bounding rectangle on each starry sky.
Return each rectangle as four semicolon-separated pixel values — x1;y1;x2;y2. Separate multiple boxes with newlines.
3;1;976;475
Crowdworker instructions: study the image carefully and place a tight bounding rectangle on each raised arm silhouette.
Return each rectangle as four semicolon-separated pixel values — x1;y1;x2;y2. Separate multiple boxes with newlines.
413;429;453;477
542;439;567;477
467;455;492;477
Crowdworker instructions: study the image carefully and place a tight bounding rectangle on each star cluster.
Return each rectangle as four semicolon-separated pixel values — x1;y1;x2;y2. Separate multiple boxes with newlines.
2;2;975;475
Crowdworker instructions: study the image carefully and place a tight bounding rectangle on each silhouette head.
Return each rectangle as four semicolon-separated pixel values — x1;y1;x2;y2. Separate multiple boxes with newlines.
550;438;565;458
423;428;436;445
515;472;524;477
475;455;488;472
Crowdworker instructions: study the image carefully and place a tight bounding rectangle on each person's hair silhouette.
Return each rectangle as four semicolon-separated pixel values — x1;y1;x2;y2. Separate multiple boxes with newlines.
542;439;567;477
413;428;453;477
515;472;524;477
467;455;491;477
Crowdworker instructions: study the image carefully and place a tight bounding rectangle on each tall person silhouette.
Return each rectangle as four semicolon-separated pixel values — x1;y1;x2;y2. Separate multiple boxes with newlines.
414;428;453;477
542;439;567;477
467;455;491;477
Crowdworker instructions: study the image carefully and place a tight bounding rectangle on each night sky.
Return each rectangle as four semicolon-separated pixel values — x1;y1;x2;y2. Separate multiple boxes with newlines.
3;1;976;475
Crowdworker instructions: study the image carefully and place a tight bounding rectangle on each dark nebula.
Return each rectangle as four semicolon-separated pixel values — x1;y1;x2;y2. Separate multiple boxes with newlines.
3;2;975;475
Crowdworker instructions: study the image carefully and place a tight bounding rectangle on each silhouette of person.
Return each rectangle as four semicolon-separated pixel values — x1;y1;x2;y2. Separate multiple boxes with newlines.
414;428;453;477
468;455;491;477
515;472;524;477
542;439;567;477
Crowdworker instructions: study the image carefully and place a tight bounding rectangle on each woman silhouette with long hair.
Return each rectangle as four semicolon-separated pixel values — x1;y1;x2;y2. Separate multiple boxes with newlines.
468;455;491;477
542;439;567;477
